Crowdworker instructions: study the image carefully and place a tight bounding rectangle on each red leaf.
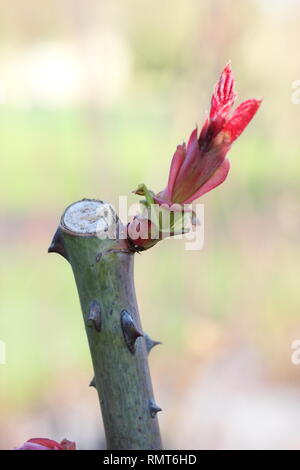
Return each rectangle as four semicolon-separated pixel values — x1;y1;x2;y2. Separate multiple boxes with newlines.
224;99;262;143
210;63;236;121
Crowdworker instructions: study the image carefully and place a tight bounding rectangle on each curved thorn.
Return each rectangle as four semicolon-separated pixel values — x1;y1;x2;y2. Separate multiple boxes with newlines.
48;228;69;261
144;333;162;354
149;399;162;418
121;310;143;354
89;377;96;388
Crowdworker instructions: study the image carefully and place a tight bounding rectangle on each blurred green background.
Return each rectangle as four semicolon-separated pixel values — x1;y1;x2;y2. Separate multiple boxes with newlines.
1;0;300;450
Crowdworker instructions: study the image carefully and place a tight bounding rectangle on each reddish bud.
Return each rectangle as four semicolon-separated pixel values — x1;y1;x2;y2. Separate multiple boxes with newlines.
158;63;261;205
14;438;76;450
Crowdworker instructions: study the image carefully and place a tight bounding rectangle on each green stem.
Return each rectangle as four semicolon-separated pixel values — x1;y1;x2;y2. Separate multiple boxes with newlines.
49;199;162;450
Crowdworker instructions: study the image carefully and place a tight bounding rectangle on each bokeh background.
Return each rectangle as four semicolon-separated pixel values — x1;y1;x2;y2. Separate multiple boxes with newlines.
1;0;300;450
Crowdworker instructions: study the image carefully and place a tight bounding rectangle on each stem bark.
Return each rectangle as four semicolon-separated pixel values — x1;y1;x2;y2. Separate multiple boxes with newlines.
49;199;162;450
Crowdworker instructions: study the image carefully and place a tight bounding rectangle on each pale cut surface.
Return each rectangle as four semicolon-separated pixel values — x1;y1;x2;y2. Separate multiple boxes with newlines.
62;199;117;236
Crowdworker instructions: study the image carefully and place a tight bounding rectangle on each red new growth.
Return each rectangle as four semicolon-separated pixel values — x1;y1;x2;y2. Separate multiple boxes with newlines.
157;63;261;205
128;63;261;251
14;437;76;450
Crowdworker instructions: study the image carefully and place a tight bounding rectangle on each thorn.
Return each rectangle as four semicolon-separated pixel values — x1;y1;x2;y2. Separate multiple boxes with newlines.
144;334;162;354
48;228;69;261
88;300;102;332
149;399;162;418
89;377;96;388
121;310;143;354
95;253;102;263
